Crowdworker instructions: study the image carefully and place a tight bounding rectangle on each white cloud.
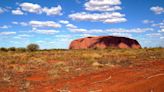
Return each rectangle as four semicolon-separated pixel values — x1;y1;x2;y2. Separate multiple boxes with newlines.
42;5;62;15
12;21;28;26
0;7;8;14
159;29;164;32
146;33;164;40
20;2;42;14
20;22;28;26
160;37;164;39
0;32;16;35
161;29;164;32
106;28;153;33
104;17;127;23
111;33;132;37
14;34;33;39
66;24;99;33
0;25;9;29
0;8;4;14
0;7;9;14
150;6;164;14
85;0;121;6
152;21;164;34
36;40;45;43
69;0;126;24
80;34;95;37
86;5;121;12
87;29;104;33
66;24;77;29
12;8;24;15
13;36;24;39
143;20;154;24
152;21;164;30
12;21;18;25
69;28;88;32
18;34;33;37
146;33;161;37
160;26;164;29
69;12;126;24
85;0;121;11
12;21;61;28
59;20;69;24
29;21;61;28
32;28;59;34
66;23;152;34
19;2;62;16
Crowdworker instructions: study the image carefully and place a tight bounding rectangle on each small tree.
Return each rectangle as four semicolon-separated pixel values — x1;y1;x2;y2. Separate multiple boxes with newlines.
8;47;16;51
0;47;8;52
27;43;39;51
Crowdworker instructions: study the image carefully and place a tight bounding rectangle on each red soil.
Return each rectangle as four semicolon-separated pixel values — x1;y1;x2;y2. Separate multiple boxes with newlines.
31;61;164;92
26;75;47;81
1;61;164;92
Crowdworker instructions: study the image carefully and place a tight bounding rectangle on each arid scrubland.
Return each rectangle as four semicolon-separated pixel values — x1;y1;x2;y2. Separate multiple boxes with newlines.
0;48;163;91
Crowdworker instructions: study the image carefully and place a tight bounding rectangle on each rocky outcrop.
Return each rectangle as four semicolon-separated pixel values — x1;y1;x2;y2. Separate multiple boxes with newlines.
69;36;141;49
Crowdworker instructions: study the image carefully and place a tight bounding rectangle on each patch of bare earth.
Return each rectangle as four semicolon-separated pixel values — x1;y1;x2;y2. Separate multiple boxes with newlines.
0;60;164;92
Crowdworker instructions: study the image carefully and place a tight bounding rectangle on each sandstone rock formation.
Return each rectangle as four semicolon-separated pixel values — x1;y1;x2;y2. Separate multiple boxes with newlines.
69;36;141;49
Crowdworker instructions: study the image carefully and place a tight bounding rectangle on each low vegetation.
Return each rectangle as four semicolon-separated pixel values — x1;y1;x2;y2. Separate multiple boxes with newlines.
27;43;40;51
0;43;40;52
0;46;163;91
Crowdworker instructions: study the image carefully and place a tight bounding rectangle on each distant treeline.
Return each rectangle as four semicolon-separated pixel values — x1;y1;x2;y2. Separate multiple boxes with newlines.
0;43;68;52
0;43;163;52
0;43;39;52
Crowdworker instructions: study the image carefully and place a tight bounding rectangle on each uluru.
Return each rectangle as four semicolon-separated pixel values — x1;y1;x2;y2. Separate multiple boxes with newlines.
69;36;141;49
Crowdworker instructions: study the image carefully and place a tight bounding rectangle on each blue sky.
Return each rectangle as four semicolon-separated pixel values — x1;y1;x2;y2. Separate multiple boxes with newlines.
0;0;164;49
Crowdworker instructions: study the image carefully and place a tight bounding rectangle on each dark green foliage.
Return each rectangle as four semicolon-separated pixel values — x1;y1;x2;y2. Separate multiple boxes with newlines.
16;48;26;52
0;47;8;52
27;43;39;51
8;47;16;51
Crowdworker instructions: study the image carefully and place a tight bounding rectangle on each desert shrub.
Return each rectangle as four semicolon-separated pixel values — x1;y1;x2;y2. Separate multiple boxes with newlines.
93;46;102;50
144;47;148;49
16;48;26;52
27;43;39;51
110;57;132;67
0;47;8;52
48;62;68;78
156;46;163;49
8;47;16;51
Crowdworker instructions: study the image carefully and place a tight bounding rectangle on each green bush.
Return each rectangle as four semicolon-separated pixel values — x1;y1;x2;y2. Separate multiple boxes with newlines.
27;43;39;51
0;47;8;52
8;47;16;51
16;48;26;52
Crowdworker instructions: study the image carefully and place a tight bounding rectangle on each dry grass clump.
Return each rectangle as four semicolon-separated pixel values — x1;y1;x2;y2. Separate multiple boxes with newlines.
48;62;71;79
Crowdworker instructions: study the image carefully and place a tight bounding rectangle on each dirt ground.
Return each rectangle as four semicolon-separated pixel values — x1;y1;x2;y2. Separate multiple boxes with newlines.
1;60;164;92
